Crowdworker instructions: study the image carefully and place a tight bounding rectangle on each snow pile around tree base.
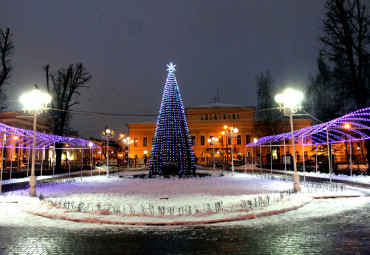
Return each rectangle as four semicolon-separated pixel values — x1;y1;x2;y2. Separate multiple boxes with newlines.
1;171;365;226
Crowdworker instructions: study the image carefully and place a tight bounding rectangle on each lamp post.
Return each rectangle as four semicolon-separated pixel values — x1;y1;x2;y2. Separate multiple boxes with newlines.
123;137;134;171
223;125;239;174
88;142;93;176
252;138;257;174
208;137;219;170
275;88;303;192
119;133;125;168
20;89;51;197
101;128;114;177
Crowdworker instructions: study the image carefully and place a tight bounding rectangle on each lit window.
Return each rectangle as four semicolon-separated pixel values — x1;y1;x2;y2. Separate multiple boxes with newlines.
191;136;196;145
143;137;148;147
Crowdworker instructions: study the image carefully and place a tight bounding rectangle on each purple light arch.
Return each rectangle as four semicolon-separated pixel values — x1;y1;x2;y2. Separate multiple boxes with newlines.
247;107;370;147
0;122;101;150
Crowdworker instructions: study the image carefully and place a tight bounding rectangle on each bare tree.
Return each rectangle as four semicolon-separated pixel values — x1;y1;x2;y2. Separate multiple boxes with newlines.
320;0;370;171
255;71;286;136
306;56;351;122
44;63;92;169
0;28;14;109
320;0;370;108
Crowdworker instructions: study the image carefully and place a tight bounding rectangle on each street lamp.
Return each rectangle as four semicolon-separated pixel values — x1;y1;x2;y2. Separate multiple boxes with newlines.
207;137;219;170
123;137;134;171
88;142;93;176
223;125;239;174
101;128;114;177
252;138;257;174
275;88;303;192
20;88;51;197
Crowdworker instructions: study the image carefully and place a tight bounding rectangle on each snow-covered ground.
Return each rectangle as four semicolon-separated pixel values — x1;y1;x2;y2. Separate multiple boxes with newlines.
1;170;368;227
235;164;370;184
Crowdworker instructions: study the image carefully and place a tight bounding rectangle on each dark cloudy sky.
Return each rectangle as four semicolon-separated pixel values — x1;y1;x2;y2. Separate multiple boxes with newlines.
1;0;326;138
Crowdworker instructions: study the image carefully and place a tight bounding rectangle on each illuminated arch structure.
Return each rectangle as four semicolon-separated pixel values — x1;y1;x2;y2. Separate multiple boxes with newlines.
247;108;370;147
0;121;101;179
0;122;100;150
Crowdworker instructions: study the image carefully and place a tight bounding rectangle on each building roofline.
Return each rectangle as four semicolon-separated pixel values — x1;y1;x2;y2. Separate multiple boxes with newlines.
186;102;255;109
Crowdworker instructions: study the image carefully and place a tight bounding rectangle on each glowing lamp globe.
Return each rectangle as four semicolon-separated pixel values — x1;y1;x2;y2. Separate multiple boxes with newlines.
20;89;51;111
275;88;303;109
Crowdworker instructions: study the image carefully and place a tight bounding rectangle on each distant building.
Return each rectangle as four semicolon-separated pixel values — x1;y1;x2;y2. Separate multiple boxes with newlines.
127;103;313;166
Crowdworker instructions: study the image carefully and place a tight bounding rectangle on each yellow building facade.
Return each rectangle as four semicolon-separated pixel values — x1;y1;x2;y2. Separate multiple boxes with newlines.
127;103;313;166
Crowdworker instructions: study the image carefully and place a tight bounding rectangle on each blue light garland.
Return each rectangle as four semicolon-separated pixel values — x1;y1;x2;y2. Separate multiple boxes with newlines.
149;63;196;175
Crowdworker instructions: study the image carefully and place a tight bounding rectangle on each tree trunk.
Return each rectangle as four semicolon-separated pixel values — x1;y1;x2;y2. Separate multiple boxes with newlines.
55;142;63;171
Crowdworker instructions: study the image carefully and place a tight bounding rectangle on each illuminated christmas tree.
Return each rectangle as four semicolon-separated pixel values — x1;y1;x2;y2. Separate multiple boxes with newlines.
149;63;196;175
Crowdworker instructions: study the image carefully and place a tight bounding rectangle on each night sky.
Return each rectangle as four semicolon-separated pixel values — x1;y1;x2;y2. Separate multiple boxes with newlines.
1;0;326;138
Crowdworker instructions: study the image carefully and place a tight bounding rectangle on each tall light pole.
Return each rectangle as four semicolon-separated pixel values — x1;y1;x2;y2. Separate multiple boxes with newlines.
252;138;257;174
101;128;114;177
123;137;134;171
223;125;239;174
119;133;125;168
20;89;51;197
208;137;219;170
275;88;303;192
88;142;93;176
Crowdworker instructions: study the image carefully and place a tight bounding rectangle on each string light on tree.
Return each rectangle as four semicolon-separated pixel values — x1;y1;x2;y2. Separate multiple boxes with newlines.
149;62;196;175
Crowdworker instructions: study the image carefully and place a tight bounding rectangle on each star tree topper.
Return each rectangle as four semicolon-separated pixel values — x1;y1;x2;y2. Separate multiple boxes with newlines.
167;62;176;72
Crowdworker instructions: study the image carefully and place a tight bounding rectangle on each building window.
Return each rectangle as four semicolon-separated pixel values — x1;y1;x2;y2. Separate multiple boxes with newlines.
201;114;203;120
237;135;241;145
205;114;208;120
143;137;148;147
223;113;226;119
214;114;217;120
210;114;212;120
228;136;231;145
191;136;196;145
201;136;205;145
228;114;231;119
237;114;240;119
246;135;250;144
233;113;236;119
134;138;138;147
219;136;223;144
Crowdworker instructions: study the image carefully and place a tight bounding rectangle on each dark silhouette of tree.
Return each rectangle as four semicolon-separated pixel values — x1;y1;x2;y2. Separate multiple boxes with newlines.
0;28;14;109
306;56;351;122
255;71;286;136
44;63;92;169
320;0;370;109
319;0;370;171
